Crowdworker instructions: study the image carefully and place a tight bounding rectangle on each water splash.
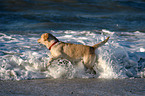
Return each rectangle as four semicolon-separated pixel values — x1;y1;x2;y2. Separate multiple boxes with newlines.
0;30;145;80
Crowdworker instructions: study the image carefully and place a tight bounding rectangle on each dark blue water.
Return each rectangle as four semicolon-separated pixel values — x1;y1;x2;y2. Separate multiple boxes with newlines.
0;0;145;32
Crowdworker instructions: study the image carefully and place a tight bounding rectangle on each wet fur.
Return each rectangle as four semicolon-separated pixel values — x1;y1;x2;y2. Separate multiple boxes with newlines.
38;33;109;73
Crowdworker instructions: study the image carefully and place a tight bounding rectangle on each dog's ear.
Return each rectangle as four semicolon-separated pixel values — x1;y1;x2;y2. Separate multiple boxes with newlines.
44;33;49;41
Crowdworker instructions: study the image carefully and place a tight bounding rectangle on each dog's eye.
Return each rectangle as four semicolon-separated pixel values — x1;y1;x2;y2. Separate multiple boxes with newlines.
44;37;48;41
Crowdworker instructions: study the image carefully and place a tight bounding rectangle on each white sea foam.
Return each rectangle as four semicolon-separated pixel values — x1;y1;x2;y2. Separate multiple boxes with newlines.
0;30;145;80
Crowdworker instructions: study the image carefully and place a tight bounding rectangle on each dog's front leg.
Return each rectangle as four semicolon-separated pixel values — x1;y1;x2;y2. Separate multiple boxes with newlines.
41;57;56;71
47;58;54;66
47;56;61;67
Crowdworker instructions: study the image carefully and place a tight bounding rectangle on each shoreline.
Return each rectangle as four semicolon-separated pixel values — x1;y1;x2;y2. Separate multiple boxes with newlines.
0;78;145;96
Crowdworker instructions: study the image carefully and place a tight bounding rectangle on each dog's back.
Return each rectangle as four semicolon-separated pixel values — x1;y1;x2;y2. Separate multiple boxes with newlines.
61;43;95;60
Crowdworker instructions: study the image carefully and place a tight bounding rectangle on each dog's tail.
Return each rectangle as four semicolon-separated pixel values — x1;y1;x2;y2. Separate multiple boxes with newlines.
92;37;110;48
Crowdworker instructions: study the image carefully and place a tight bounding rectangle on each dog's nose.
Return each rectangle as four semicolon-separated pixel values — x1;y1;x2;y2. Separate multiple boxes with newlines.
37;38;41;43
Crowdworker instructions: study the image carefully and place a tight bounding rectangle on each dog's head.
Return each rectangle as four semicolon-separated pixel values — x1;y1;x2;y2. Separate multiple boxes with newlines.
37;33;59;46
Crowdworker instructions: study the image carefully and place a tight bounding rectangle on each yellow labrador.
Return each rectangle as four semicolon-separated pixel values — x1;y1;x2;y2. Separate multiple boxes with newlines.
38;33;109;73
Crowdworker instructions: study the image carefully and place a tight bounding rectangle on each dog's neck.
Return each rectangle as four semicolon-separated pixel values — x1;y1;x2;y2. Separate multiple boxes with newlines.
48;41;58;50
47;40;59;50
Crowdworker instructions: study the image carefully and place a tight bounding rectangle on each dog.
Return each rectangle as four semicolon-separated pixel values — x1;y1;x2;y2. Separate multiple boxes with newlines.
38;33;109;73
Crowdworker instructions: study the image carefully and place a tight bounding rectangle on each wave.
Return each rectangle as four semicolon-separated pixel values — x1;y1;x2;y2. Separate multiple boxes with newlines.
0;30;145;80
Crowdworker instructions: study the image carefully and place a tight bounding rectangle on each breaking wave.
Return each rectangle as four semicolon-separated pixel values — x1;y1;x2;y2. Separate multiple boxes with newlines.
0;30;145;80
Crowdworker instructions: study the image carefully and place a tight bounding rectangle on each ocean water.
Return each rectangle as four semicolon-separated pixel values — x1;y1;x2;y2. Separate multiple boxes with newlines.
0;0;145;80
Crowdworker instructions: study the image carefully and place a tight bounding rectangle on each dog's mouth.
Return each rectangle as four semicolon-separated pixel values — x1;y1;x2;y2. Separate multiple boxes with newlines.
37;42;46;47
37;38;41;43
39;44;45;47
37;39;46;47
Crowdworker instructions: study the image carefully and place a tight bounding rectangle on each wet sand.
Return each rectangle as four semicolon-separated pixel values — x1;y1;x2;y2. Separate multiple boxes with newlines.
0;78;145;96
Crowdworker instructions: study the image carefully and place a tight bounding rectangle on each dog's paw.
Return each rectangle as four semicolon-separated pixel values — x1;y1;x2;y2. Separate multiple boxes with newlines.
46;62;51;68
47;62;51;66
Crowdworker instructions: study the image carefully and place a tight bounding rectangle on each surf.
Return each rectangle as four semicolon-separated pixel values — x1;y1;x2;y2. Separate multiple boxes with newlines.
0;30;145;80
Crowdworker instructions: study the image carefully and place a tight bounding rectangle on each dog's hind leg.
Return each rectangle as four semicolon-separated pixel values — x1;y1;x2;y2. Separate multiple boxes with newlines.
83;55;96;74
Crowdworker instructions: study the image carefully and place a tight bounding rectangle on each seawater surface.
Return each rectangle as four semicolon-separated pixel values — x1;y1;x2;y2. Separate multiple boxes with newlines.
0;30;145;80
0;0;145;80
